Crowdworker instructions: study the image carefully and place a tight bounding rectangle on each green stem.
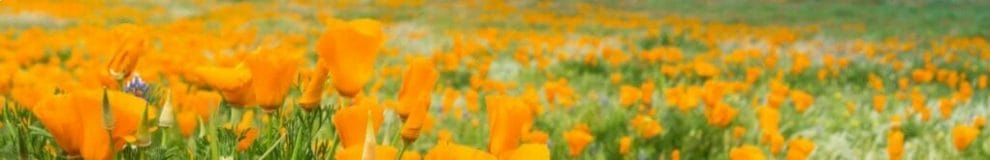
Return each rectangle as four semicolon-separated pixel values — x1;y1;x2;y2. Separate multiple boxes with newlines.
207;118;220;160
396;142;410;160
326;134;340;160
107;131;116;160
186;137;196;159
258;134;284;160
161;127;169;148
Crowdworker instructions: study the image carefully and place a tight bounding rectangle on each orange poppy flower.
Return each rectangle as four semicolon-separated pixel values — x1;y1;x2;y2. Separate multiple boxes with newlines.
245;48;301;111
464;89;480;114
175;110;198;138
939;98;956;120
398;58;439;143
693;61;720;78
974;116;985;129
619;136;632;155
335;145;422;160
509;143;550;160
396;57;439;120
0;63;15;93
761;131;784;154
523;130;549;144
189;66;251;91
630;115;663;138
887;130;904;160
563;126;594;157
977;75;987;89
300;60;329;111
756;106;780;132
235;109;259;152
400;103;428;144
107;24;148;81
730;145;766;160
873;95;887;113
486;95;533;156
785;138;815;160
317;18;384;98
173;89;221;138
236;128;260;152
190;65;254;107
333;98;385;148
610;73;623;85
952;124;979;151
33;90;154;159
911;69;934;83
442;88;461;117
618;85;642;107
425;142;496;160
641;81;655;105
704;101;738;128
745;67;763;83
733;126;747;139
789;90;813;113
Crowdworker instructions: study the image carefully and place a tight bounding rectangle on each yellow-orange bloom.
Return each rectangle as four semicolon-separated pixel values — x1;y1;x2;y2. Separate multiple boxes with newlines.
790;90;813;113
396;57;439;119
730;145;766;160
630;115;663;138
486;95;533;156
399;104;428;144
618;85;642;107
785;138;815;160
425;142;496;160
761;131;784;154
300;61;330;111
189;66;251;91
190;65;254;107
978;75;988;89
873;95;887;113
509;143;550;160
235;110;259;152
974;116;985;129
952;124;979;151
939;98;956;120
694;61;720;78
245;49;301;111
912;69;934;83
757;106;780;132
704;101;738;128
173;89;221;138
335;145;421;160
33;90;154;159
317;18;385;98
332;98;385;148
619;136;632;155
563;126;594;157
887;130;904;160
523;130;549;144
641;81;655;104
733;126;747;139
107;24;148;80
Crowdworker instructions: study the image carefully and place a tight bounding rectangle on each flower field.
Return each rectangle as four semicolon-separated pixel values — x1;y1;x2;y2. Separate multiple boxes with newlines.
2;0;990;159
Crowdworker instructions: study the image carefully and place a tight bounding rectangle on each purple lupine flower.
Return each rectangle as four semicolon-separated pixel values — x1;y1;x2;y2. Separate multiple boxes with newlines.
124;73;149;99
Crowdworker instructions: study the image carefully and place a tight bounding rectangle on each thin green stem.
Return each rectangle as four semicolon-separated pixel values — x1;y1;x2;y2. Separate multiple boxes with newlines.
396;142;410;160
207;117;220;160
326;133;341;159
258;134;284;160
107;130;116;160
161;127;169;148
